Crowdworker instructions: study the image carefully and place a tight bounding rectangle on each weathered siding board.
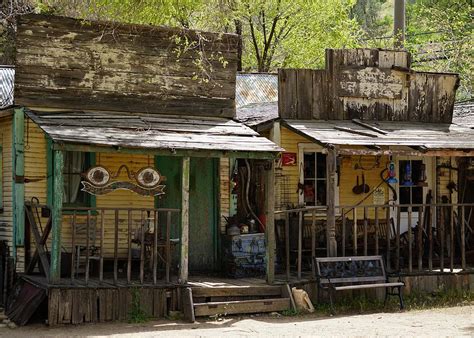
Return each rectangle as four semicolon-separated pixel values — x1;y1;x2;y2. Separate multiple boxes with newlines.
0;116;14;256
311;70;329;120
15;14;238;118
279;49;458;123
219;158;230;234
278;69;297;119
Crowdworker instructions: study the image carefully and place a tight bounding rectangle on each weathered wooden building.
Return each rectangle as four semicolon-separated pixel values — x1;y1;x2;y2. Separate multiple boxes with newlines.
0;14;294;325
238;49;474;288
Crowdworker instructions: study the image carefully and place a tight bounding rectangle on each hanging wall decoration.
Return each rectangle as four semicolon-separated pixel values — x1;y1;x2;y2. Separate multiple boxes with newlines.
81;164;166;196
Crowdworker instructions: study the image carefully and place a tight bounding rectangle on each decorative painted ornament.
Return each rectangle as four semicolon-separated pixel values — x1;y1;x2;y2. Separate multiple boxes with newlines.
387;161;398;183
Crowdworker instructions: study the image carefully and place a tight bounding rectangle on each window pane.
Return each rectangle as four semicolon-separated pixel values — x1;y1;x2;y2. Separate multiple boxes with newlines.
400;160;410;186
63;151;88;206
316;180;326;206
304;153;315;179
400;187;410;212
411;160;423;183
412;186;423;212
316;153;326;178
303;180;315;206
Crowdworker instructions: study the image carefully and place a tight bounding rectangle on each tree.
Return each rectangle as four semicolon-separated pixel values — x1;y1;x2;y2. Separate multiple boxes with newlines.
405;0;473;100
20;0;359;72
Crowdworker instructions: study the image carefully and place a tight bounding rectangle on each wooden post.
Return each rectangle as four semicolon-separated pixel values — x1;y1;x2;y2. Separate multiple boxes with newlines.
342;208;346;256
363;207;368;256
326;148;337;256
285;212;290;280
375;206;379;255
180;156;190;284
417;206;423;271
311;209;316;279
297;211;303;280
461;206;466;270
265;159;276;284
50;150;64;283
408;206;412;273
13;108;25;248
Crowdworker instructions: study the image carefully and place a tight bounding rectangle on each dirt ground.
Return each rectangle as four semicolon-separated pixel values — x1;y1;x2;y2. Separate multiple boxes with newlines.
1;305;473;337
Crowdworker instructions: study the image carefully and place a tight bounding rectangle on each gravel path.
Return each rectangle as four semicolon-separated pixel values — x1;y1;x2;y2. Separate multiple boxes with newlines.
1;305;473;337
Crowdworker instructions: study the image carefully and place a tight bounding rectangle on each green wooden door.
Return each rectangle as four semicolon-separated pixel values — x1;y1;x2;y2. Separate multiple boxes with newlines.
156;156;218;272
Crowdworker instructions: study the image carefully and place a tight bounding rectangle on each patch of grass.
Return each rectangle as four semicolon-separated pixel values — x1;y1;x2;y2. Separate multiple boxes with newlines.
312;287;474;316
281;308;300;317
128;287;150;323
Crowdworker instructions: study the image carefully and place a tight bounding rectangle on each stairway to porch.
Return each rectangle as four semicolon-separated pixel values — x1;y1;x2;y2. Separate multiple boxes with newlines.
183;284;295;321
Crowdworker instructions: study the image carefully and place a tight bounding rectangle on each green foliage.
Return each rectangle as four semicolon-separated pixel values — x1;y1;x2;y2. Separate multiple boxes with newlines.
405;0;473;100
351;0;392;40
281;308;300;316
30;0;359;72
128;288;149;323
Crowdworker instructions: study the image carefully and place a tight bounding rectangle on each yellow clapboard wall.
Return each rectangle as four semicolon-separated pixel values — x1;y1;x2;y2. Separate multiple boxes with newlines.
279;126;389;219
0;116;14;261
279;126;307;208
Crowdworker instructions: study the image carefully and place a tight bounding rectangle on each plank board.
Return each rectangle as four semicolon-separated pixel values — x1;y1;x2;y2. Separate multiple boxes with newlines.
15;14;238;118
278;48;458;123
193;298;290;316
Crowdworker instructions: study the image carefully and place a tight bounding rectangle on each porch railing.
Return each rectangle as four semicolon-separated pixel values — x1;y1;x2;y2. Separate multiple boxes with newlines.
275;203;474;281
62;207;180;285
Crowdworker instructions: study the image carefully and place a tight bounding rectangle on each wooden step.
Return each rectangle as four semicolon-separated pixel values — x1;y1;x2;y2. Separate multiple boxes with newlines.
193;298;291;317
191;286;282;298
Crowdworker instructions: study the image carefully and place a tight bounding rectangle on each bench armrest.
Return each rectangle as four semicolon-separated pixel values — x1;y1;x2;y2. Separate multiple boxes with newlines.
386;270;403;283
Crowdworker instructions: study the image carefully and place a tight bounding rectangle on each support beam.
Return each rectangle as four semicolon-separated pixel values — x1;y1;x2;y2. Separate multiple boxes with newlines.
326;148;337;256
179;156;190;284
52;142;277;160
336;148;474;157
13;108;25;248
50;150;64;283
265;159;276;284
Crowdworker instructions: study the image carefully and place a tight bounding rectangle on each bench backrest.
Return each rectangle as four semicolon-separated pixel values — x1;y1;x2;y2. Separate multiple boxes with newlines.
315;255;387;285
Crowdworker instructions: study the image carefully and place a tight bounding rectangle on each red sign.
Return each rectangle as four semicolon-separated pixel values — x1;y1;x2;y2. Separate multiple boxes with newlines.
281;152;297;166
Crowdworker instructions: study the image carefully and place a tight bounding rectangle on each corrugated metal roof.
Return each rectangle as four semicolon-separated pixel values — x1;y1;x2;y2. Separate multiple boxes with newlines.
0;67;14;109
236;73;277;108
283;120;474;149
453;101;474;129
27;110;283;153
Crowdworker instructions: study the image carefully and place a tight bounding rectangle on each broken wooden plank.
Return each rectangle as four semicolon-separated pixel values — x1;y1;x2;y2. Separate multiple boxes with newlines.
334;126;379;138
351;119;388;135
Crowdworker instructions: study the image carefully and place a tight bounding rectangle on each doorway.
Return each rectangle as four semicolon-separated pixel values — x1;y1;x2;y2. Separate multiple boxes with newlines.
155;156;219;273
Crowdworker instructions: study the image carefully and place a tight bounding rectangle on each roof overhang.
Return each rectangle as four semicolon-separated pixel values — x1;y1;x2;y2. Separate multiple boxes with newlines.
27;110;283;159
282;119;474;157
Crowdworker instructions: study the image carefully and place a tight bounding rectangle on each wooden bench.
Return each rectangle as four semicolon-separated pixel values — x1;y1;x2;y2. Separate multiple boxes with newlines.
315;255;404;312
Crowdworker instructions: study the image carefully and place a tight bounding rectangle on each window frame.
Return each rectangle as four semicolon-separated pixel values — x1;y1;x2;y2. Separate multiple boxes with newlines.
298;143;339;208
46;138;96;212
62;151;93;208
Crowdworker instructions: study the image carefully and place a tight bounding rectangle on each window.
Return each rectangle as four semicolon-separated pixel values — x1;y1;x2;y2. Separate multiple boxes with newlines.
63;151;92;207
399;159;424;212
303;152;327;206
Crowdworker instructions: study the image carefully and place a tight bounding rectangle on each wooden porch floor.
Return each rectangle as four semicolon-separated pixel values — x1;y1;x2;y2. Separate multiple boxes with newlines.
21;272;314;290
